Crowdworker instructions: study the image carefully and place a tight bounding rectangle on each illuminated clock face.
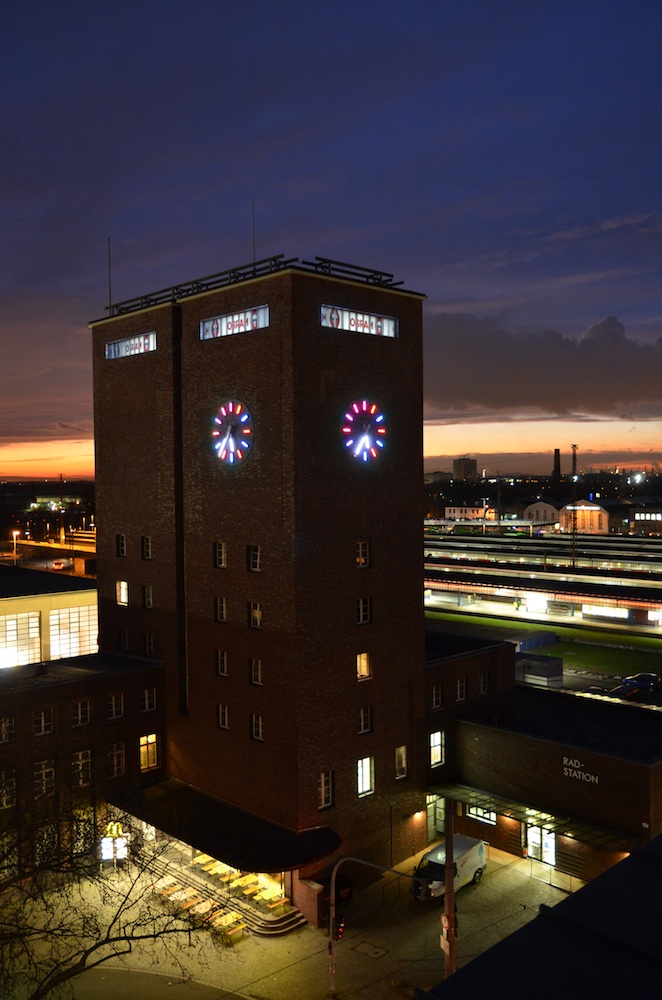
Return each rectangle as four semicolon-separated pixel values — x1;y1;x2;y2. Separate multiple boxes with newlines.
212;400;253;465
341;399;387;462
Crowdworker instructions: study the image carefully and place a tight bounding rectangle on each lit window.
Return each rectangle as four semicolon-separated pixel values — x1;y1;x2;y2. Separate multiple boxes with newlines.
72;750;92;788
431;684;443;710
247;544;261;572
107;693;124;720
395;745;407;780
356;651;371;680
249;601;262;629
430;730;445;768
141;687;157;712
467;805;496;825
116;581;129;606
108;742;125;779
250;657;263;685
0;717;15;743
357;756;374;797
356;541;370;568
251;714;263;741
215;596;227;622
318;770;334;809
0;771;16;809
359;707;373;734
142;584;153;609
357;597;371;624
479;671;489;695
144;633;154;656
214;541;227;568
50;605;98;659
34;759;55;799
217;704;229;729
139;733;159;771
141;535;152;560
34;707;54;737
116;534;127;557
455;678;466;702
72;700;90;728
216;650;228;676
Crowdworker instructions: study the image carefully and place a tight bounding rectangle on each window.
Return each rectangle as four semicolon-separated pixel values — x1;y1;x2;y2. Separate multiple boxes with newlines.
250;657;263;685
357;597;371;624
247;544;261;572
116;533;127;557
141;687;157;712
356;652;371;680
318;770;334;809
430;730;445;768
119;627;129;651
356;541;370;568
479;671;490;695
395;745;407;780
34;759;55;799
72;700;90;728
467;805;496;826
50;605;98;659
72;750;92;788
141;535;152;560
107;693;124;720
0;716;15;743
357;756;374;797
34;707;54;737
108;742;125;779
144;633;154;656
455;678;466;702
0;610;40;667
249;601;262;629
431;684;443;710
251;714;263;741
217;704;229;729
139;733;159;771
214;541;227;568
142;584;153;609
358;707;373;734
215;596;227;623
0;771;16;809
116;580;129;606
216;650;228;676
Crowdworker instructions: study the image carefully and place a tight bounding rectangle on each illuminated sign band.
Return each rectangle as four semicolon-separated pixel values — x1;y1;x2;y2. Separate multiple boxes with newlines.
105;332;157;360
200;304;269;340
321;305;398;338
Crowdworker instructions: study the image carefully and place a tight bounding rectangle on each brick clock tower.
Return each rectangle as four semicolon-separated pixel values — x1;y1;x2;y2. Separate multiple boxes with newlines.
90;256;426;903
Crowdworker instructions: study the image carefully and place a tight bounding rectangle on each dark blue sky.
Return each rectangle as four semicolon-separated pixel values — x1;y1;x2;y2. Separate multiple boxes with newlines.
1;1;661;475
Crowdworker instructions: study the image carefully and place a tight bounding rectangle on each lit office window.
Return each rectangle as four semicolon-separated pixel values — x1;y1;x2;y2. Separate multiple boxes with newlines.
430;730;445;768
356;651;371;680
357;756;374;797
139;733;159;772
0;611;40;667
50;606;98;659
116;581;129;606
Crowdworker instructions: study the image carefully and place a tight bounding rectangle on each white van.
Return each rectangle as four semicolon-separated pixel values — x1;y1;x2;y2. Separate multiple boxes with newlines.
412;835;486;902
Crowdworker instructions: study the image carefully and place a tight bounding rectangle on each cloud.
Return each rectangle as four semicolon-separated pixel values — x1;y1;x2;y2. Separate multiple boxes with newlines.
423;311;662;422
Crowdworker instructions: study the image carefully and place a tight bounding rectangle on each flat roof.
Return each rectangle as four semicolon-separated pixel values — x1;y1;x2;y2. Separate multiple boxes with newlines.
0;564;96;599
0;652;161;692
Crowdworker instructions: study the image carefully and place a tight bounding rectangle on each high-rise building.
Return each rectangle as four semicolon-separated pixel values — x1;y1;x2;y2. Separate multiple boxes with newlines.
453;457;477;479
89;256;427;912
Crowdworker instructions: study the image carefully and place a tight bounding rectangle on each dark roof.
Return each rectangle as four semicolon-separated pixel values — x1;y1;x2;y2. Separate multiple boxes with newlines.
0;653;162;692
0;564;96;599
111;777;341;873
419;836;662;999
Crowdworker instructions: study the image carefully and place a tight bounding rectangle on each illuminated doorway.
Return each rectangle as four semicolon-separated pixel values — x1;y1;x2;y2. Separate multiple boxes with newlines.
527;825;556;865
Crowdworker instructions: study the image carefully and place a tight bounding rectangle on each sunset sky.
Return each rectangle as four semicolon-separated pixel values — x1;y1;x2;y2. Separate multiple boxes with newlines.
1;1;660;480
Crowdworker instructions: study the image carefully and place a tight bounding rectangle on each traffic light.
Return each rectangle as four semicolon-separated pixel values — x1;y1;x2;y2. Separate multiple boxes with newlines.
333;915;345;940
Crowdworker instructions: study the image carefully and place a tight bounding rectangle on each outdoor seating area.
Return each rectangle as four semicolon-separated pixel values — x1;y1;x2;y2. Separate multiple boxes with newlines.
148;848;303;941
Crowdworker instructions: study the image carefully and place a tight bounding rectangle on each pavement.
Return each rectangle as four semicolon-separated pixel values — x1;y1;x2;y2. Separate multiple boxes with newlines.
70;844;574;1000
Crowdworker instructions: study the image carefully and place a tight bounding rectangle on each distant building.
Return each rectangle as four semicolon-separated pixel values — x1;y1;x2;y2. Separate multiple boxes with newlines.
453;457;478;479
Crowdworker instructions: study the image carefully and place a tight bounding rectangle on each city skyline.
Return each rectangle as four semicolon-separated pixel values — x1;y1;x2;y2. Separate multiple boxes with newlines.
1;2;661;480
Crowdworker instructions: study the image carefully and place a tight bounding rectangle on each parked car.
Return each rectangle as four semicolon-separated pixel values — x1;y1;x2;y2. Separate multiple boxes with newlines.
52;559;70;570
623;673;662;692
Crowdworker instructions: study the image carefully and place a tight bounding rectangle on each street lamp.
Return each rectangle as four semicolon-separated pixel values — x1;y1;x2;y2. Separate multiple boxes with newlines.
12;530;19;563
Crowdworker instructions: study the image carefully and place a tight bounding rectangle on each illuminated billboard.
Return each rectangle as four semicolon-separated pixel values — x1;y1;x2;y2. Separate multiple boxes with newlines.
105;332;157;360
320;305;398;338
200;304;269;340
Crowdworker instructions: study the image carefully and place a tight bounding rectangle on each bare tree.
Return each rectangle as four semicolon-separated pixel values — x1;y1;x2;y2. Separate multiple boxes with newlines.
0;819;222;1000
